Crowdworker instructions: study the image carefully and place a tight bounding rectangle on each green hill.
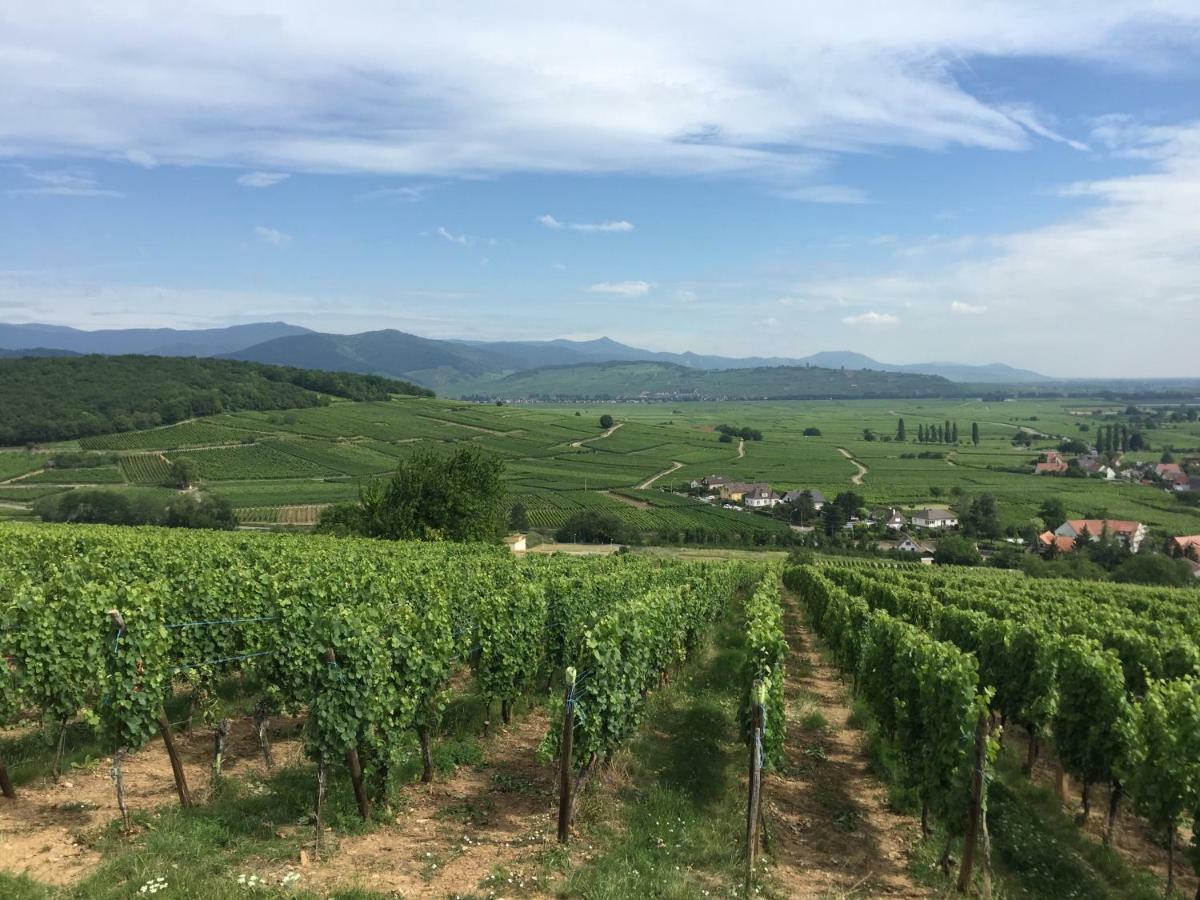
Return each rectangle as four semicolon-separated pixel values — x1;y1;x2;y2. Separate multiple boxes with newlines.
0;355;432;445
453;360;962;400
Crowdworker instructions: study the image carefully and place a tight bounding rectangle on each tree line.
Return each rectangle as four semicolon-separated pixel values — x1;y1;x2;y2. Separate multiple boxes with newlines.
0;355;432;445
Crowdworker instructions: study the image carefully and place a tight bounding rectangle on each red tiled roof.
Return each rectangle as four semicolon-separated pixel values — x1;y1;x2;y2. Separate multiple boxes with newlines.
1039;531;1078;553
1064;518;1141;536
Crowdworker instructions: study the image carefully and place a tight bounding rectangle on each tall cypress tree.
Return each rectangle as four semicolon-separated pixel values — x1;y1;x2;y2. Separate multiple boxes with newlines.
971;422;980;446
918;424;926;443
944;420;952;444
897;418;907;441
952;422;959;443
1120;424;1129;453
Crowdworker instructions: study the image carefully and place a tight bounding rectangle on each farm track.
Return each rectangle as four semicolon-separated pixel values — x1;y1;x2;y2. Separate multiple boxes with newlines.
766;593;930;898
636;460;683;490
736;438;745;458
569;421;624;448
836;448;868;485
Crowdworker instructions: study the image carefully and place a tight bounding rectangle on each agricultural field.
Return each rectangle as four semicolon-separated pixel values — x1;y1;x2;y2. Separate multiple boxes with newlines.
4;395;1198;540
2;525;1197;898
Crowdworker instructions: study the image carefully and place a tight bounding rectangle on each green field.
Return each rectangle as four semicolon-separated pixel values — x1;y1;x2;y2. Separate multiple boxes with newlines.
5;395;1199;540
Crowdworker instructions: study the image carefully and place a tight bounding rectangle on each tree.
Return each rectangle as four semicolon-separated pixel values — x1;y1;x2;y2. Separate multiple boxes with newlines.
556;509;633;544
163;493;237;530
933;534;982;566
1129;432;1148;451
1038;498;1067;525
944;420;952;444
785;490;817;526
896;418;907;441
1112;554;1193;587
961;493;1001;538
951;422;959;444
971;422;980;446
507;502;529;533
802;427;822;437
1161;450;1176;464
822;501;846;536
168;456;200;489
321;445;507;543
599;414;614;429
718;433;733;443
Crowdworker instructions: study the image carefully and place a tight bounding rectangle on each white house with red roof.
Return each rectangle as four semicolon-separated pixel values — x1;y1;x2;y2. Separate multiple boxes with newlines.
1052;518;1146;553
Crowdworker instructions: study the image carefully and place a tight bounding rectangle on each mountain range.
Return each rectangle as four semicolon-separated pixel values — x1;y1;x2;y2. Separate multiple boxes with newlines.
0;321;1051;392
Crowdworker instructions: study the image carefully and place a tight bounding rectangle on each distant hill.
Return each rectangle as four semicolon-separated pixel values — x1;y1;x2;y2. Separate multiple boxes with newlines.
0;322;311;357
0;355;431;445
453;360;961;401
2;321;1051;385
0;347;80;358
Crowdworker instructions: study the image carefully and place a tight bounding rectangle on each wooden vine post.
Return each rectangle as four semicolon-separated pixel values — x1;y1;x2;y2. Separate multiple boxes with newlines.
957;710;990;893
0;757;15;799
556;667;576;844
745;681;766;896
324;649;371;821
108;604;193;809
253;700;274;772
212;718;231;783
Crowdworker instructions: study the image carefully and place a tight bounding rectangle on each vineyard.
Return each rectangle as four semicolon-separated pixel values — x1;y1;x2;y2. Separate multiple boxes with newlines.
0;523;770;892
784;560;1200;895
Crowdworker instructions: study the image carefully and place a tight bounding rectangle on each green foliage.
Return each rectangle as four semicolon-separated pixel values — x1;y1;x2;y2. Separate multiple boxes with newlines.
1122;677;1200;854
326;444;508;543
599;414;614;429
168;456;199;488
739;571;787;770
556;508;635;544
933;534;983;566
0;354;430;445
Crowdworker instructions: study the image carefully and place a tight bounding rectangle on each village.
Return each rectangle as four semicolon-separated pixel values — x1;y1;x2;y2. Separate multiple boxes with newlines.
685;472;1200;574
1033;448;1200;493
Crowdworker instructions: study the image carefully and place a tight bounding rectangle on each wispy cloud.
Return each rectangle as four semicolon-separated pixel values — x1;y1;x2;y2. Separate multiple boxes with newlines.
539;214;634;232
359;184;436;203
588;281;650;297
435;226;468;245
950;301;987;315
842;311;899;327
776;184;870;204
2;4;1180;178
237;171;290;188
254;226;291;248
6;167;122;198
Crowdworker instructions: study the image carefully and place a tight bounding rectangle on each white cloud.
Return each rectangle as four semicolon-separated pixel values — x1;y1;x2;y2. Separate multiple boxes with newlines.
539;214;634;232
2;3;1175;179
588;280;650;297
237;171;289;188
6;167;122;197
358;184;435;202
776;184;870;204
435;226;468;245
950;301;987;315
676;289;698;304
842;311;900;327
253;225;291;247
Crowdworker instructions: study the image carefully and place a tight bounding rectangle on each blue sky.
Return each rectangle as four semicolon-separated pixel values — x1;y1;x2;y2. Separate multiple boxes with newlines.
2;3;1200;376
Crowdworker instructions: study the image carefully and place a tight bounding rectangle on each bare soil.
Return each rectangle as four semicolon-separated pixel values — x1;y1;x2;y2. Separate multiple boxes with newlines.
0;716;305;886
292;709;560;897
765;596;931;898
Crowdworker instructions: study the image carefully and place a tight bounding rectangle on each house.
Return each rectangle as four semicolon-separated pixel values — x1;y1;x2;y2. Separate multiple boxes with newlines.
1155;462;1185;479
1038;531;1078;554
1034;461;1068;475
895;532;935;558
720;481;774;503
1077;456;1118;480
1168;535;1200;559
1053;518;1147;553
878;508;908;530
781;489;826;509
694;474;731;490
743;485;781;508
1044;451;1065;464
503;534;528;553
911;508;959;528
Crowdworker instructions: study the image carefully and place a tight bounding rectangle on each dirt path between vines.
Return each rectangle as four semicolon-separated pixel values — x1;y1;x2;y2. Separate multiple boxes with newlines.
296;710;558;898
736;438;745;459
764;594;931;898
570;421;624;448
0;716;307;887
637;460;683;490
837;447;869;485
603;489;650;509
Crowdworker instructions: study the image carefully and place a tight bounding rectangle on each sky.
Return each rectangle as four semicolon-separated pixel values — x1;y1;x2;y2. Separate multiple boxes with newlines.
2;3;1200;377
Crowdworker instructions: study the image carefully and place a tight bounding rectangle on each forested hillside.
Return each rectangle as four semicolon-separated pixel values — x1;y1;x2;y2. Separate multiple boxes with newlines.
457;360;963;400
0;355;432;444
